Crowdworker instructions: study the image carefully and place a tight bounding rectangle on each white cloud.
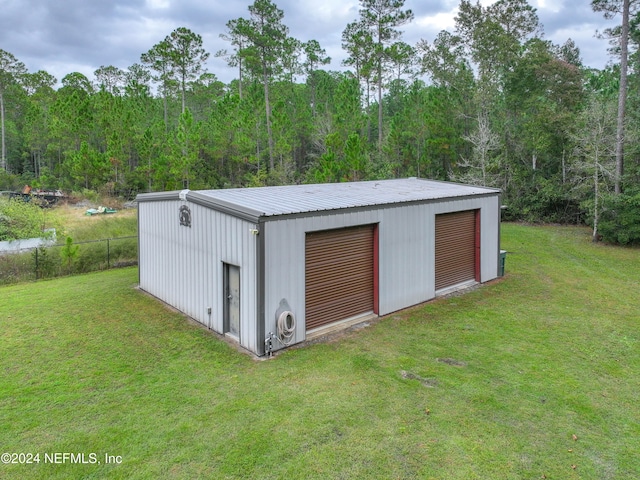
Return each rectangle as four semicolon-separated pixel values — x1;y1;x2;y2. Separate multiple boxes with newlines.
0;0;614;87
534;0;563;14
146;0;170;9
414;11;457;31
550;25;611;68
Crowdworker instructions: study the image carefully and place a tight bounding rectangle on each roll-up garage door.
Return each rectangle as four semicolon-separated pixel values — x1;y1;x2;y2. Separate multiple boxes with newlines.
305;225;375;331
435;210;479;291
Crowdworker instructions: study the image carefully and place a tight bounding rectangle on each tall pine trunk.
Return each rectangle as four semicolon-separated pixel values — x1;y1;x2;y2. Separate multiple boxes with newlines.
593;150;600;242
614;0;630;194
263;67;274;171
378;63;383;152
0;91;5;171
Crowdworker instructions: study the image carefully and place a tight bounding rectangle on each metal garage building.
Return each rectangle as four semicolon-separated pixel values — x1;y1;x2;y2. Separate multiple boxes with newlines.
137;178;501;356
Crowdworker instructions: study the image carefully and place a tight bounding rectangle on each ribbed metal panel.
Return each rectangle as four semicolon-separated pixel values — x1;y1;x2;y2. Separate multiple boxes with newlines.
138;200;257;353
262;196;499;346
139;182;501;355
305;225;374;330
262;211;379;349
190;178;499;218
435;210;477;290
377;204;431;313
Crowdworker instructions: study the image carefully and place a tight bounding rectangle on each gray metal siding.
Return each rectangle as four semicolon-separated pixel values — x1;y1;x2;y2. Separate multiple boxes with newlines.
377;204;433;314
138;200;258;353
138;183;500;355
431;196;500;285
263;210;379;349
261;195;500;350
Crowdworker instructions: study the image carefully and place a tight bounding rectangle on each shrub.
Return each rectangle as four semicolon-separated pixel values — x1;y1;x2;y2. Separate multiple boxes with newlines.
599;190;640;245
0;197;49;241
60;236;80;273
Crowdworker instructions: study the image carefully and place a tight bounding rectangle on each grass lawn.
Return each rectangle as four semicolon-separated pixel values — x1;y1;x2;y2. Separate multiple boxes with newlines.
50;203;138;241
1;223;638;479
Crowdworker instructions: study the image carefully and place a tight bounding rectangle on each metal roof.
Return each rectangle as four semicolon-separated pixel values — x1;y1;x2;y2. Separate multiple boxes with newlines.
137;178;499;221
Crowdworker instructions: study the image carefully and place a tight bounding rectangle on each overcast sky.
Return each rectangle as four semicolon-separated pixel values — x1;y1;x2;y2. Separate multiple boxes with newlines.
0;0;619;87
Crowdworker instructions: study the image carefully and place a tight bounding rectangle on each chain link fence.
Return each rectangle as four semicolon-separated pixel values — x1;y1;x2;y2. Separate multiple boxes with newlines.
0;236;137;285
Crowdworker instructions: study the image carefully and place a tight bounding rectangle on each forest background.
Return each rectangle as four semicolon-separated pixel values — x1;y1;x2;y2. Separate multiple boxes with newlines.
1;0;639;244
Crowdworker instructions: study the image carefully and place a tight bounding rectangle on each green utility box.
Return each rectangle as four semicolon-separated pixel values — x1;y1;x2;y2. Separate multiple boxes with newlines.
499;250;507;277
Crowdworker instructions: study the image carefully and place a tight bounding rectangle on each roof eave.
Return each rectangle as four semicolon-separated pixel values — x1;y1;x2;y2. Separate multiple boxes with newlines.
136;182;500;223
187;191;263;223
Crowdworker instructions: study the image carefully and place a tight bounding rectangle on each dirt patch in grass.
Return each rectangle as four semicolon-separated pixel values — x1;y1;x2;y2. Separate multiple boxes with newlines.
400;370;438;387
436;357;467;367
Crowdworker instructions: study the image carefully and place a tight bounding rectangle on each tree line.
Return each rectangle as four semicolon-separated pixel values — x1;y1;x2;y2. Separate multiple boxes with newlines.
1;0;639;244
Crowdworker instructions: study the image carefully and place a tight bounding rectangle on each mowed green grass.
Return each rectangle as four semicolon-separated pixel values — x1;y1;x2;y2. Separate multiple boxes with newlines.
1;224;638;479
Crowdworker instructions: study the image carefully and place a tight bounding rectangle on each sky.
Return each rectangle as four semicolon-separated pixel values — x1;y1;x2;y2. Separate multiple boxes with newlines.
0;0;620;87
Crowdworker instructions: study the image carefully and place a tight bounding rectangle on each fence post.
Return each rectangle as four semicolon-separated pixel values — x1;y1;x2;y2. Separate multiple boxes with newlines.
35;247;38;280
107;238;110;269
